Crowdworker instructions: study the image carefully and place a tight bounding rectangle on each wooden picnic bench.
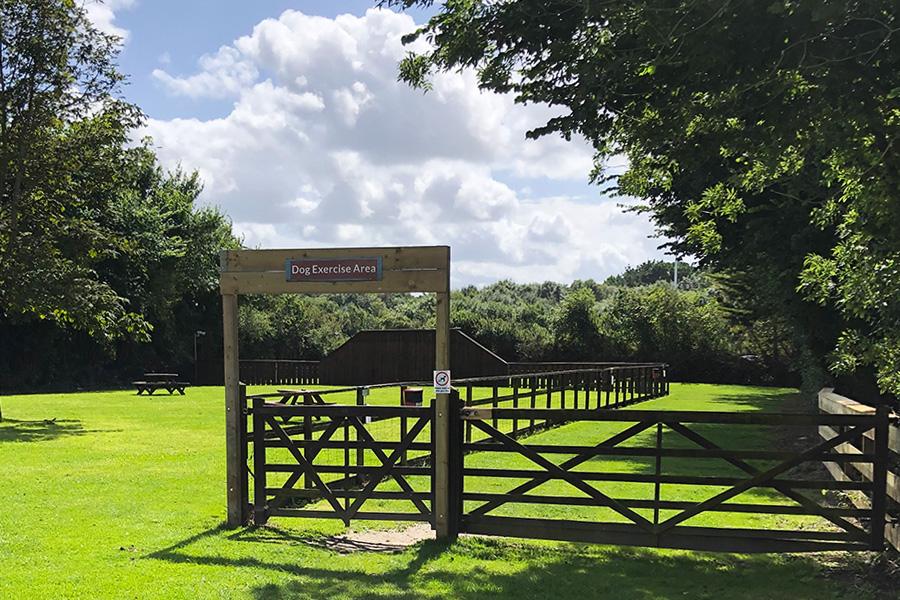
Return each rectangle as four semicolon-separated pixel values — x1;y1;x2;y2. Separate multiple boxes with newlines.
133;373;191;395
274;389;334;419
257;389;336;438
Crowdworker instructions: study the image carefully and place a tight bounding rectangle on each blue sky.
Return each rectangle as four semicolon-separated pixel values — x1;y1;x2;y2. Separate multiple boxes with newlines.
89;1;664;285
113;1;433;120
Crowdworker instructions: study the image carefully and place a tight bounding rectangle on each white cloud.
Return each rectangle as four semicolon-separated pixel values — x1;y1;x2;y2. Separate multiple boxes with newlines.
143;8;664;286
153;46;258;99
84;0;135;41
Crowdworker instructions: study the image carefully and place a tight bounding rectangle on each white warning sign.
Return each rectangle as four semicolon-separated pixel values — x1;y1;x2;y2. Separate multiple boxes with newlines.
433;370;451;394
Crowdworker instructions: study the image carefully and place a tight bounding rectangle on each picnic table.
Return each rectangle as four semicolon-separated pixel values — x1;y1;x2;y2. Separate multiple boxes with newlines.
274;389;334;420
133;373;190;395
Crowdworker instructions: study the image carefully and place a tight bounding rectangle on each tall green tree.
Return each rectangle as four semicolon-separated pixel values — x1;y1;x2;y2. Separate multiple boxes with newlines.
0;1;241;397
0;0;145;340
390;0;899;398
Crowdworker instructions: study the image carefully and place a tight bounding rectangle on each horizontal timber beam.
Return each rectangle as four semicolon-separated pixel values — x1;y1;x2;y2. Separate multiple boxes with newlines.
221;246;449;272
219;246;449;295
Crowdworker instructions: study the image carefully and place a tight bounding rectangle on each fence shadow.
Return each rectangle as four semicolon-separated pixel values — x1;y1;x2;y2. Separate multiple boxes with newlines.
146;526;845;600
0;418;88;443
245;537;849;600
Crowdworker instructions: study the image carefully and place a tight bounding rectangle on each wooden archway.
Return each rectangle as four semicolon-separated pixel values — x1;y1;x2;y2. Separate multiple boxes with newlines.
218;246;451;530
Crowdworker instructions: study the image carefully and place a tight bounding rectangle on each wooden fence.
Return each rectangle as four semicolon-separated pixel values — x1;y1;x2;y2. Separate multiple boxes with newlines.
243;365;668;526
507;361;663;374
818;388;900;550
239;376;893;553
239;359;319;385
239;358;669;389
459;365;668;443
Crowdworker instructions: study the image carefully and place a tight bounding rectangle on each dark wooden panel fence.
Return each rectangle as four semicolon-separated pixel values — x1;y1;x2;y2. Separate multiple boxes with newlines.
240;359;319;385
319;329;508;385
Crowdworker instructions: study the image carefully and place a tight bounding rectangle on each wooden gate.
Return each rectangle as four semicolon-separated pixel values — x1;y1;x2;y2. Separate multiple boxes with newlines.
454;405;891;553
251;399;434;525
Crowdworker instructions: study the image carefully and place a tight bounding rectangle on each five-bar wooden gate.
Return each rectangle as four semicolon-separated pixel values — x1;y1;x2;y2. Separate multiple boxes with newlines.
252;399;434;525
455;404;891;552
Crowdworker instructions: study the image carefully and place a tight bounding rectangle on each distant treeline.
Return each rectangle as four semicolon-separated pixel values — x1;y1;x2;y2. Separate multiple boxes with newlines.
238;260;798;388
0;258;801;391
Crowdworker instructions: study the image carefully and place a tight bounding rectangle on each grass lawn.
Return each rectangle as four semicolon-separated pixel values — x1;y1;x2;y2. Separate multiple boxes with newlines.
0;383;885;599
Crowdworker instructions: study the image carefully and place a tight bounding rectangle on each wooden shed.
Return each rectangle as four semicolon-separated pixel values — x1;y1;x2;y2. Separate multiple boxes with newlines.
318;328;508;385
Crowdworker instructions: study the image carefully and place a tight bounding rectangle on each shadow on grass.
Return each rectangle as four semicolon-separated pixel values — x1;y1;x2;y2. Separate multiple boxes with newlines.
146;525;860;600
0;418;88;443
250;542;830;600
702;390;807;412
229;524;423;554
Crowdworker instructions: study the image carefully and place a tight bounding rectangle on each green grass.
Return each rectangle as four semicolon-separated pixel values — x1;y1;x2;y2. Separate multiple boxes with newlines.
0;383;875;599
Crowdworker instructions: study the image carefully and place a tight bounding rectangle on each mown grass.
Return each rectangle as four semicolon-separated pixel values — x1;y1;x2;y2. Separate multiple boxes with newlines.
0;383;879;599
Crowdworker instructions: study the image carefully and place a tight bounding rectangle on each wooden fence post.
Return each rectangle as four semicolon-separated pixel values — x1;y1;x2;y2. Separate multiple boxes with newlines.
239;383;249;524
356;388;365;476
492;384;499;431
871;405;889;549
465;384;473;444
223;290;244;527
653;421;663;526
446;388;463;540
614;372;620;407
252;396;268;525
605;370;611;407
512;382;520;436
573;374;579;410
433;288;452;539
303;392;313;490
529;375;537;432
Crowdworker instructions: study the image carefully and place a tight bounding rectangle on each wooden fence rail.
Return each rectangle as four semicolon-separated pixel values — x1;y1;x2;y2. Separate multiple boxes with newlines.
237;359;670;389
818;387;900;551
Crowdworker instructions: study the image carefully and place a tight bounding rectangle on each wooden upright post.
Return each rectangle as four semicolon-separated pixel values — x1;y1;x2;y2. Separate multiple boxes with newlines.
434;270;453;538
871;405;889;550
223;288;243;527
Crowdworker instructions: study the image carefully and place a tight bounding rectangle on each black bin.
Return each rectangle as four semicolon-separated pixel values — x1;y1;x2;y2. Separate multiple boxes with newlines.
401;386;424;406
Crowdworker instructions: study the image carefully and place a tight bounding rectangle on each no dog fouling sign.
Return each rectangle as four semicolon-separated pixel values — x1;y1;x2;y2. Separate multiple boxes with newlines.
434;370;451;394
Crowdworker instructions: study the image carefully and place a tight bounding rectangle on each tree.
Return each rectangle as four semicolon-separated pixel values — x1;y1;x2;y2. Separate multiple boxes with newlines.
391;0;899;399
552;287;607;360
0;143;240;392
604;260;695;288
0;1;241;397
599;284;735;380
0;0;146;341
